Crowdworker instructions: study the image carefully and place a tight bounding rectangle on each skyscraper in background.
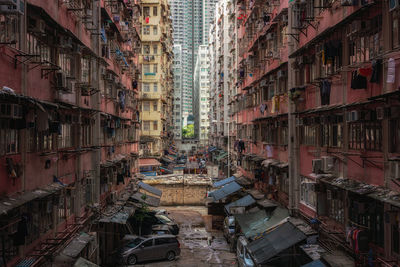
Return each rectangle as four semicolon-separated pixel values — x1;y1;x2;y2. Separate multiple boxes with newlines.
170;0;218;152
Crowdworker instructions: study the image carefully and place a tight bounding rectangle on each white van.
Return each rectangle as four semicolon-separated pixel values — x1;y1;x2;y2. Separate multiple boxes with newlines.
236;236;255;267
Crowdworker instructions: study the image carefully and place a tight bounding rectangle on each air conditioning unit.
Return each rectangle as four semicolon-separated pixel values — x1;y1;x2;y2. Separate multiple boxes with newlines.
312;159;322;174
56;72;67;88
0;103;23;119
390;161;400;179
321;156;334;172
390;0;399;11
0;0;23;14
376;107;385;120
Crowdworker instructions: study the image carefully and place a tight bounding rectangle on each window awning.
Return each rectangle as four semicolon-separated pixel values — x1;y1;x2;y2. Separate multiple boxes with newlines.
0;183;65;216
139;158;161;167
213;176;236;187
225;195;256;214
211;181;242;202
138;181;162;197
234;207;289;239
208;146;217;152
98;206;135;224
216;152;228;161
247;221;307;265
130;192;161;207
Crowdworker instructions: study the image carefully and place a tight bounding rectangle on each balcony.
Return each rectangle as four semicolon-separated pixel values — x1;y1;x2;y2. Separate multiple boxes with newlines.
139;92;160;100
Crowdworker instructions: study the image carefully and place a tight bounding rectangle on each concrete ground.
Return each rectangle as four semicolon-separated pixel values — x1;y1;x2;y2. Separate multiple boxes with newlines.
132;206;238;267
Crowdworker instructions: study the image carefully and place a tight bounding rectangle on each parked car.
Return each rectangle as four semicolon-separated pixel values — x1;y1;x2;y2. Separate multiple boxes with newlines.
155;213;179;235
152;224;172;235
236;236;255;267
117;235;181;265
128;211;179;236
223;216;236;250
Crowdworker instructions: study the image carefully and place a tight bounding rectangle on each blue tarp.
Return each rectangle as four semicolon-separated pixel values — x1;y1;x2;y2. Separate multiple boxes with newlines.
138;181;162;196
224;195;256;214
213;176;235;187
212;181;242;202
301;260;326;267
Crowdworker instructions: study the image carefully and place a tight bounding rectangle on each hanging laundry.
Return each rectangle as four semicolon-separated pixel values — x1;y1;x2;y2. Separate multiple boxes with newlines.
387;58;395;84
118;90;126;111
271;96;280;113
260;103;267;115
145;17;149;23
319;80;331;105
351;71;367;89
358;67;372;77
370;59;382;83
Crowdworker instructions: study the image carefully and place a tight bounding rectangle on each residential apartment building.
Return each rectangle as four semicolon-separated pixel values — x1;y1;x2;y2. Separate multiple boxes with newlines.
209;0;400;265
173;45;183;140
209;0;233;156
170;0;218;142
193;45;211;148
0;0;141;266
139;0;173;159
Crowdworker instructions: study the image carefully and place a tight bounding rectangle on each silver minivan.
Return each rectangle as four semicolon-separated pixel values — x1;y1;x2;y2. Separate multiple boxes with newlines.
117;235;181;265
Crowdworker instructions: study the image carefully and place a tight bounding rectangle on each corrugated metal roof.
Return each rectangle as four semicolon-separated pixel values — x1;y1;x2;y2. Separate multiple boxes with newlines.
138;181;162;196
213;176;236;187
130;192;161;207
301;259;326;267
235;207;289;238
212;181;242;202
98;206;135;224
247;221;307;265
225;195;256;214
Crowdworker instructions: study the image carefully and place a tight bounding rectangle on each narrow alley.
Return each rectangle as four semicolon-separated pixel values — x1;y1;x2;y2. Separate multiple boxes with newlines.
131;206;237;267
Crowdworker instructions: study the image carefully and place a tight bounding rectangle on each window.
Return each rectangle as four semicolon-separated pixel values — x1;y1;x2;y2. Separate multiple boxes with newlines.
153;121;158;130
153;44;158;54
143;25;150;35
153;6;157;16
0;121;19;155
153;26;158;35
143;7;150;17
81;57;90;83
58;124;72;149
143;64;150;73
143;83;150;92
81;120;92;147
143;102;150;111
0;15;20;47
143;45;150;54
153;83;158;92
26;33;51;63
153;102;158;111
327;189;345;224
300;177;316;209
58;53;73;77
300;125;318;146
142;239;153;247
390;119;400;153
321;123;343;148
153;64;158;73
349;121;382;151
143;121;150;131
